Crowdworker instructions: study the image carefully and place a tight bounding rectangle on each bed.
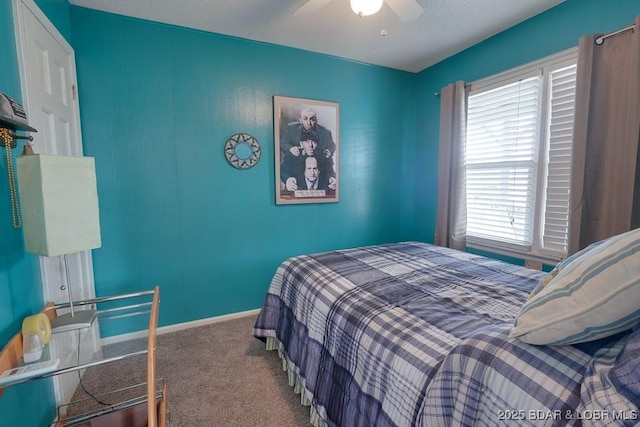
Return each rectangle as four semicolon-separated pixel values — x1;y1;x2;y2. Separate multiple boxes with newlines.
252;239;640;426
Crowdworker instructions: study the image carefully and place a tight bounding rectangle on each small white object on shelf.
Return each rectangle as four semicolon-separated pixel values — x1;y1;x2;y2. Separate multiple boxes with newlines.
0;358;60;386
22;333;43;363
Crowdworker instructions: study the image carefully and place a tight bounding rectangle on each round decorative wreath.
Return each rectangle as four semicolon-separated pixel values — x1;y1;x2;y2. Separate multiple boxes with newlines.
224;133;261;169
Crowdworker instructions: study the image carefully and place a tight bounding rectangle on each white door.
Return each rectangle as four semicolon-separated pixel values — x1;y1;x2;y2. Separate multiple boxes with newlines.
12;0;99;412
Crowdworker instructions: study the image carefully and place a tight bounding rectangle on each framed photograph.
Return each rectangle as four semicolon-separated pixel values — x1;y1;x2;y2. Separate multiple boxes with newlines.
274;95;339;205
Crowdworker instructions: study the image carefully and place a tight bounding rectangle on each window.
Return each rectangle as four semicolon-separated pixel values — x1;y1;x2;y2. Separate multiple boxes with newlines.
464;49;577;261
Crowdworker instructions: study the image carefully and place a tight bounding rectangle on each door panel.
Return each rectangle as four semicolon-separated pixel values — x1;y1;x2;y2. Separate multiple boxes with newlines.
13;0;99;412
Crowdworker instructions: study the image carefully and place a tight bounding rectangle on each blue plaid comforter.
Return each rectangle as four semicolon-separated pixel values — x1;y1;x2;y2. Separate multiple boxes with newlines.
252;242;613;426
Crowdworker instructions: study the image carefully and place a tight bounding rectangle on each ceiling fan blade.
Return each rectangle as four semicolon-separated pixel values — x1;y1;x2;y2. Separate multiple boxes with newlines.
385;0;424;22
292;0;332;17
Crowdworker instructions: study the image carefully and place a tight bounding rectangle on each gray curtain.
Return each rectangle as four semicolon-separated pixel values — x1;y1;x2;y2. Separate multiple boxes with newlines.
568;15;640;254
435;81;467;250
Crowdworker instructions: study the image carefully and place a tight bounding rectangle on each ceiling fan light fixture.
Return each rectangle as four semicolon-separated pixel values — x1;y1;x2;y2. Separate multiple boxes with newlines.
350;0;383;17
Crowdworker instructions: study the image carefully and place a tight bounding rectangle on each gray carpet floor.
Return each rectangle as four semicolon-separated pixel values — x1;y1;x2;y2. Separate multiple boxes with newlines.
65;314;311;426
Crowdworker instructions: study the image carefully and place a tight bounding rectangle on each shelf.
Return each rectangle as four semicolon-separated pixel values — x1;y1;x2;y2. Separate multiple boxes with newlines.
56;379;167;427
0;289;156;389
0;286;165;427
0;302;55;398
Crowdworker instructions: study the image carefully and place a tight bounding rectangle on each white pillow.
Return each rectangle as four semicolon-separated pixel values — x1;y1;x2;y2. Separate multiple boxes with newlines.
509;227;640;345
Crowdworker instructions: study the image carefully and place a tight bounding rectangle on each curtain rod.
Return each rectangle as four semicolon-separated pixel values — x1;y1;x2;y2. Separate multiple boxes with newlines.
434;83;469;97
595;23;635;45
434;24;635;95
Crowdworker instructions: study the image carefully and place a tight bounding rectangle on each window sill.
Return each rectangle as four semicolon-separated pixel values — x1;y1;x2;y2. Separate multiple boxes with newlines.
466;240;562;267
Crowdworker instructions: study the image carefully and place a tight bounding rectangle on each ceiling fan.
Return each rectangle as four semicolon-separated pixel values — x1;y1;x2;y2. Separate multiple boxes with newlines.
293;0;424;23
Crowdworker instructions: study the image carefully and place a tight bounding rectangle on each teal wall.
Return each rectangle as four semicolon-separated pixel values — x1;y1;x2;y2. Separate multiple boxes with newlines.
1;0;639;425
0;1;69;426
69;7;416;329
30;0;72;40
408;0;640;248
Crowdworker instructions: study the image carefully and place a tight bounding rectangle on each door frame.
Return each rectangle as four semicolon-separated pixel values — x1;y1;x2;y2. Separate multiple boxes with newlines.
12;0;98;410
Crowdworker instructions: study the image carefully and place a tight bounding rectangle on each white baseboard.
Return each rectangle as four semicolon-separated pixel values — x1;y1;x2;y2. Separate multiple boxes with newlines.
100;308;261;346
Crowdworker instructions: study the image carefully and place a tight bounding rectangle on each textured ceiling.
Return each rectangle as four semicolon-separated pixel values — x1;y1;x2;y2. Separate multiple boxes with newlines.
68;0;566;73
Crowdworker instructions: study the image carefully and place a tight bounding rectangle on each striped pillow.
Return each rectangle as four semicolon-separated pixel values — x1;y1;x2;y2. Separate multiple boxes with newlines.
526;235;613;300
510;227;640;345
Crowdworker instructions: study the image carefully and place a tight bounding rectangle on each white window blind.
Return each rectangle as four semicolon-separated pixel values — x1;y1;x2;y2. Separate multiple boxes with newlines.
466;75;541;248
541;64;577;255
463;49;577;261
